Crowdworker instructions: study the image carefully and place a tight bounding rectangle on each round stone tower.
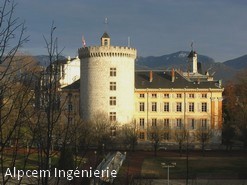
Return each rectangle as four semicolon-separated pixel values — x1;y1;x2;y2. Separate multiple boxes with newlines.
78;32;137;123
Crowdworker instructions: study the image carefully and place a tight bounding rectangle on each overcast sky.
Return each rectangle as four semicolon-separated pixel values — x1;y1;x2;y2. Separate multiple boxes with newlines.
15;0;247;62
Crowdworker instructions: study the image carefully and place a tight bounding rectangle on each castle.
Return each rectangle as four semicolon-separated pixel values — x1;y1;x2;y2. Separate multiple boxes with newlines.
60;32;224;144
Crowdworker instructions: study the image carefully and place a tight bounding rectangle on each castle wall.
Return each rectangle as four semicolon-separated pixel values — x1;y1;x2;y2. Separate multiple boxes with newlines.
79;46;137;123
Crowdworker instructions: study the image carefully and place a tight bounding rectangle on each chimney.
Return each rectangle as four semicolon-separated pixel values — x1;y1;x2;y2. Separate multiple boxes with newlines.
171;68;175;82
149;71;153;82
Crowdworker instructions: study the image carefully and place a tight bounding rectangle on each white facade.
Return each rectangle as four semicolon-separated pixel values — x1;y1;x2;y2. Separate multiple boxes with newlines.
59;56;80;88
78;33;137;123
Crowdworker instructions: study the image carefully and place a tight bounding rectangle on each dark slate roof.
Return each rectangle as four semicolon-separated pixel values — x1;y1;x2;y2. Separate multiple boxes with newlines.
188;50;197;58
101;32;110;38
62;71;222;91
135;71;222;89
62;80;80;90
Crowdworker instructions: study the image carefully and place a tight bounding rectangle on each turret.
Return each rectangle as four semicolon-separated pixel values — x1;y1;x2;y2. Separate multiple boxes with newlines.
101;32;110;46
79;32;137;123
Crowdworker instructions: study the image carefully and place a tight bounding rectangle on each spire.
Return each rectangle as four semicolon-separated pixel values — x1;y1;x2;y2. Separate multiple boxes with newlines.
101;32;110;38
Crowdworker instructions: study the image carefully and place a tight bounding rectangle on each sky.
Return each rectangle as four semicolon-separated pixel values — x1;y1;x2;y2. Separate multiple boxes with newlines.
14;0;247;62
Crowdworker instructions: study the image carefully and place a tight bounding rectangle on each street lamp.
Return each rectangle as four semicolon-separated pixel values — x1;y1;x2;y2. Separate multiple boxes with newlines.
161;162;176;185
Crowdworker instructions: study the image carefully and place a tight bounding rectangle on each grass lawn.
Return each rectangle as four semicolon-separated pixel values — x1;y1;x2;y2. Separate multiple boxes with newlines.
1;149;60;170
1;148;90;171
2;153;59;170
142;156;247;179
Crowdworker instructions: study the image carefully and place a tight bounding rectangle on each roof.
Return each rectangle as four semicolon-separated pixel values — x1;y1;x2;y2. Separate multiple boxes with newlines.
61;71;222;91
62;80;80;90
101;32;110;38
135;70;222;89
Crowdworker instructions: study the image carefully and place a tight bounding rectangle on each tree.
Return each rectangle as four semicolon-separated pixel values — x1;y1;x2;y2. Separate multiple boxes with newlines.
222;113;235;151
147;124;163;157
223;71;247;149
174;128;188;157
195;126;212;155
31;22;67;185
0;1;39;184
121;123;138;152
90;112;117;152
234;71;247;149
222;82;237;150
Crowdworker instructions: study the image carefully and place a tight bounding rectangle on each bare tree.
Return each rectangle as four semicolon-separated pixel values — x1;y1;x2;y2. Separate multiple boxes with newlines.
121;123;138;152
0;1;39;184
174;128;189;157
90;112;117;152
195;126;213;156
29;22;67;185
147;123;163;157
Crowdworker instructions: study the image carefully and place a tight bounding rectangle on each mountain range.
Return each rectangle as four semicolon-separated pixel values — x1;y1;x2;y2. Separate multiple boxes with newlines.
34;51;247;83
136;51;247;83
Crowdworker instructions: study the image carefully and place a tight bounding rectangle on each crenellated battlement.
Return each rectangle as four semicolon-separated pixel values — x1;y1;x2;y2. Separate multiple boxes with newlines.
78;45;137;59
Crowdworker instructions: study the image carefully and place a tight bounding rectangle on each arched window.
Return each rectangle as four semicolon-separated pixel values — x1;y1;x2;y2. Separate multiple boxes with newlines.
104;39;108;46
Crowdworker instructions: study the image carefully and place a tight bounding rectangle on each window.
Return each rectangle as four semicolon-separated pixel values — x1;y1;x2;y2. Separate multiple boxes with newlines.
202;93;207;98
139;102;145;112
164;102;169;112
110;82;116;91
152;94;157;98
177;93;182;98
139;93;145;98
202;102;207;112
164;93;169;98
104;39;108;46
140;118;145;128
189;102;194;112
164;132;169;140
139;132;145;139
189;94;195;98
176;102;182;112
110;97;116;106
164;119;169;127
151;118;157;127
201;119;207;128
152;102;157;112
176;118;182;128
109;112;116;122
110;68;116;76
